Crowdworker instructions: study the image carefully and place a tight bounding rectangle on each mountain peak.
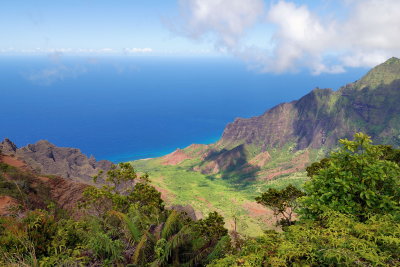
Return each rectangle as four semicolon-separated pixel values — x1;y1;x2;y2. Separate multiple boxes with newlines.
356;57;400;90
0;138;17;154
384;56;400;64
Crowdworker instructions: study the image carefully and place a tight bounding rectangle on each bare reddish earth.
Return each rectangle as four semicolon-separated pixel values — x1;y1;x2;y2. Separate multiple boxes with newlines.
0;154;88;216
259;150;310;180
248;151;271;168
1;155;30;170
242;201;294;229
47;177;88;212
242;201;270;217
161;149;191;165
153;185;175;202
161;144;210;166
0;196;18;216
195;196;214;209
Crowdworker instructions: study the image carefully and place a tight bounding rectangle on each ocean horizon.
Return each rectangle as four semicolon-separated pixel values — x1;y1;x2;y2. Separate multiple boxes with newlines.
0;55;368;162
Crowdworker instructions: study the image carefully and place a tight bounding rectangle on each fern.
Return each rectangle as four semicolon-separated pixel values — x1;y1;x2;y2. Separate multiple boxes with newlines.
164;225;193;261
108;210;141;243
85;230;123;262
132;231;154;265
161;210;181;239
181;246;213;267
205;235;230;263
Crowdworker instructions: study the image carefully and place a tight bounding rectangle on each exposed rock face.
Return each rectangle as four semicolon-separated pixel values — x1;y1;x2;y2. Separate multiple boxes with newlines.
1;139;112;183
16;140;113;183
170;204;200;220
221;57;400;151
220;88;346;150
0;138;17;154
166;57;400;179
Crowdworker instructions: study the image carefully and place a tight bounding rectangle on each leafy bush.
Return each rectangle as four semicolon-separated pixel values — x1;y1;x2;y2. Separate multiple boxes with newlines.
212;133;400;266
301;132;400;221
0;162;231;266
4;133;397;266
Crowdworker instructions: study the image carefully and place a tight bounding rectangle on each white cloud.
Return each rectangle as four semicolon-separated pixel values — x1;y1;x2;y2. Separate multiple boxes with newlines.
75;48;118;54
265;1;341;74
174;0;400;74
176;0;265;48
0;48;132;55
123;48;153;54
265;0;400;73
98;48;115;53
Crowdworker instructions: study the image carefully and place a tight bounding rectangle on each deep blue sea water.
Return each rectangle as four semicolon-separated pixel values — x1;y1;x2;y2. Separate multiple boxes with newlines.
0;56;368;162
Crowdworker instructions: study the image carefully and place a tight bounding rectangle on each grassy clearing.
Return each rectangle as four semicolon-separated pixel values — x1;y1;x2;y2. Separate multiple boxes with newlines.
132;157;309;236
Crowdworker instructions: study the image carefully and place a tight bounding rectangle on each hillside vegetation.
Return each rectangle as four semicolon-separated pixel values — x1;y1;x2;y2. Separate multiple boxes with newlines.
211;133;400;266
0;158;231;266
1;133;400;266
132;148;313;236
132;57;400;236
2;58;400;265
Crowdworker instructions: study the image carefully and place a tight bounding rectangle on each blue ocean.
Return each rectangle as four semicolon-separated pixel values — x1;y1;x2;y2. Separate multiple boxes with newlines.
0;56;367;162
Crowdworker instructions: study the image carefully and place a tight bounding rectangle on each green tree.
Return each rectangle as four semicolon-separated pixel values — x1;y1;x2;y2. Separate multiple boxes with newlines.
256;184;304;226
301;132;400;221
305;157;331;177
80;163;158;214
80;163;230;266
211;133;400;267
195;211;228;244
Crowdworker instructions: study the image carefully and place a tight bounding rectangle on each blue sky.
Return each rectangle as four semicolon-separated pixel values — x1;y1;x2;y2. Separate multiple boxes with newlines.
0;0;342;53
0;0;212;54
1;0;400;73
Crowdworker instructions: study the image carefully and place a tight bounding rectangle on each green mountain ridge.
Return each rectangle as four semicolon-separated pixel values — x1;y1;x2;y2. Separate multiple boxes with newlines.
355;57;400;90
133;57;400;235
197;57;400;177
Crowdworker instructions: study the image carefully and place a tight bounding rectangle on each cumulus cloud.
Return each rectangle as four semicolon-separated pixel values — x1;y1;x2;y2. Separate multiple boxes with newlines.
265;1;340;73
174;0;400;74
175;0;265;48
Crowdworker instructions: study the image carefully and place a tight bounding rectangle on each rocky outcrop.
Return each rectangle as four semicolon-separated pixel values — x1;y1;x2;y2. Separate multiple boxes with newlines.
1;139;112;183
0;138;17;155
0;154;88;217
170;204;200;220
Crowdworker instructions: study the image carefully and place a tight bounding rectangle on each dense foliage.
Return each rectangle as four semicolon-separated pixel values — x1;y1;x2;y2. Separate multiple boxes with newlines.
1;133;400;266
0;162;230;266
211;133;400;266
302;132;400;221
